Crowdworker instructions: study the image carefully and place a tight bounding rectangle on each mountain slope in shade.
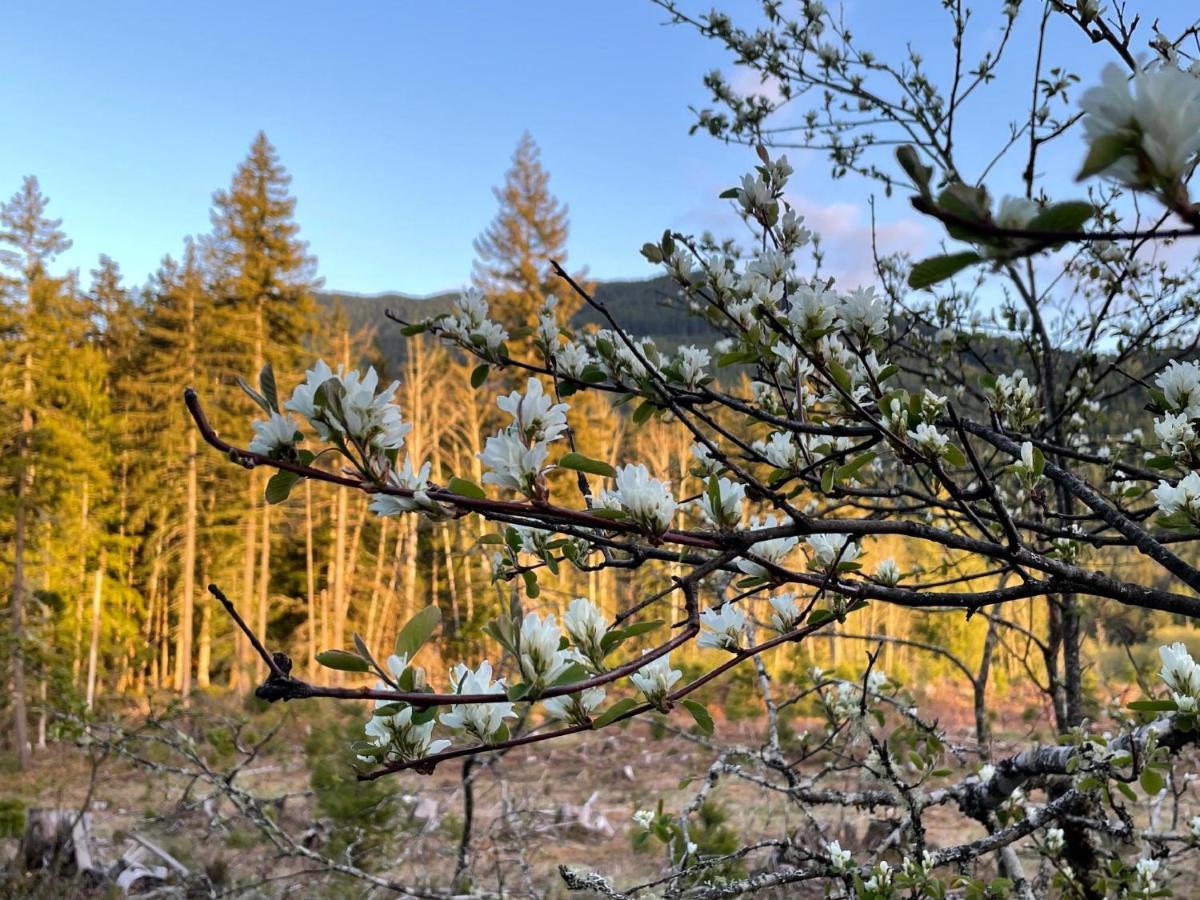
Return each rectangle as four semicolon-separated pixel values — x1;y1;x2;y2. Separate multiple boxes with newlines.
317;275;717;365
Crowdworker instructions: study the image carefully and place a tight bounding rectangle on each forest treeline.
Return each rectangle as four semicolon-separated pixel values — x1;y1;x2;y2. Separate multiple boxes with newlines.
0;130;1180;769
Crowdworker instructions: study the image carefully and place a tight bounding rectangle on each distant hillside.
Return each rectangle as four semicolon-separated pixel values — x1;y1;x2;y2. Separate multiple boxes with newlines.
317;275;717;365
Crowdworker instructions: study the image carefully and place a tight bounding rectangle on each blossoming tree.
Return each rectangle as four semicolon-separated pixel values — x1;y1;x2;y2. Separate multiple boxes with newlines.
184;2;1200;895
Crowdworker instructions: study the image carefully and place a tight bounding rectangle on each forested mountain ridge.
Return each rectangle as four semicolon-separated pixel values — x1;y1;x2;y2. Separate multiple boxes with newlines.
318;274;716;363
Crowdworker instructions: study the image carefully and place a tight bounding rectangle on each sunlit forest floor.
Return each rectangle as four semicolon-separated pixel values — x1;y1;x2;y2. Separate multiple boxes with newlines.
3;675;1197;898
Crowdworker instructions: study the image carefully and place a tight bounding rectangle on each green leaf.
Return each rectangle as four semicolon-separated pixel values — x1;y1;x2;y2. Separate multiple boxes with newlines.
716;349;759;367
718;187;740;199
592;698;639;728
808;608;837;627
316;649;369;672
400;322;429;336
559;452;616;478
447;476;486;499
600;620;665;654
820;466;835;494
640;242;664;263
353;633;381;673
908;252;983;289
470;364;489;388
1140;767;1165;795
507;682;530;702
942;444;967;467
1077;133;1133;181
522;569;540;598
680;699;714;735
1127;699;1177;712
259;362;279;412
265;470;301;504
1027;201;1093;233
394;605;442;660
632;401;656;425
834;451;876;483
236;376;273;415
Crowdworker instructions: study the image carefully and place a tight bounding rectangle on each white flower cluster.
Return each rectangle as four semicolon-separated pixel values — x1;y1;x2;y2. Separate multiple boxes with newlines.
806;533;860;570
768;593;801;632
441;660;516;742
697;604;746;652
441;287;508;356
1080;62;1200;190
629;652;682;710
737;515;800;578
697;476;745;528
988;371;1040;430
1152;361;1200;466
248;410;303;458
1159;641;1200;713
599;464;678;534
1152;471;1200;526
479;378;567;498
284;360;413;477
517;611;574;692
563;596;608;672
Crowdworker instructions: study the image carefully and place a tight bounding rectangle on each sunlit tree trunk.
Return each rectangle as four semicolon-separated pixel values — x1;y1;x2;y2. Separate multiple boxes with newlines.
85;549;107;710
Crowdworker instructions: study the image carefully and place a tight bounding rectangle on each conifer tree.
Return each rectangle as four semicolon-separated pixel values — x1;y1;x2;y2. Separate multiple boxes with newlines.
472;132;583;326
0;176;72;769
208;133;320;690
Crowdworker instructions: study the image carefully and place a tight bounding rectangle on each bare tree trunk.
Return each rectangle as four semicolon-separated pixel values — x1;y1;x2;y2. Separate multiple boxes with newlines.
11;349;34;770
197;550;212;689
85;550;107;710
233;475;257;691
256;501;271;644
72;479;89;686
175;426;198;698
305;478;317;677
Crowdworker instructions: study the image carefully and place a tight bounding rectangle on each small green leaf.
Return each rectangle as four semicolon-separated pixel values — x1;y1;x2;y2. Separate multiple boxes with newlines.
834;451;876;483
259;362;279;412
1127;699;1177;712
400;322;430;336
1027;201;1093;233
680;699;714;735
316;649;369;672
820;466;835;494
632;401;656;424
942;444;967;467
1077;133;1133;181
592;698;639;728
808;608;837;627
559;452;616;478
908;252;983;289
522;569;540;598
265;470;301;504
394;605;442;660
447;476;486;499
236;376;273;415
470;364;489;388
1140;767;1165;795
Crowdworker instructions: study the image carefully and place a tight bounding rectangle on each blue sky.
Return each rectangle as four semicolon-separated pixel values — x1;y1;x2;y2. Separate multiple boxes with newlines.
2;2;1181;296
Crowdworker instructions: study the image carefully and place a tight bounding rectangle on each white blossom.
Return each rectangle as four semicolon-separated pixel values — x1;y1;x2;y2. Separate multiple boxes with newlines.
807;533;860;569
479;431;549;496
543;686;606;725
673;345;711;388
826;839;852;870
599;464;677;534
837;285;888;339
699;476;745;528
1080;62;1200;187
736;514;800;577
518;612;574;691
1044;827;1065;852
370;457;447;518
874;558;901;585
248;411;301;457
632;808;655;830
1152;471;1200;519
555;341;592;380
496;378;569;445
697;604;746;651
1159;641;1200;698
690;442;723;476
360;704;450;764
1157;360;1200;419
757;431;800;469
629;653;682;709
768;593;801;632
908;422;950;455
564;596;609;671
440;660;516;742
